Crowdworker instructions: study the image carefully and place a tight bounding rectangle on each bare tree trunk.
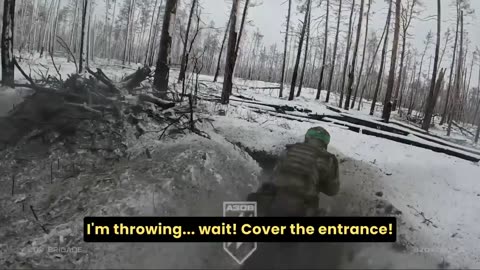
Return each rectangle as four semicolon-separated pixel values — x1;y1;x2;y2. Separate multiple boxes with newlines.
422;0;441;130
447;10;463;136
473;65;480;126
220;0;240;104
325;0;342;103
476;120;480;143
297;7;311;97
339;0;356;107
27;0;39;52
86;0;92;68
392;0;418;111
288;0;311;101
370;0;392;116
144;0;160;65
475;66;480;143
153;0;178;97
351;0;370;108
233;0;250;65
103;0;110;58
382;0;401;122
108;0;117;63
398;52;413;115
78;0;88;73
315;0;329;100
441;4;460;125
69;0;79;54
40;0;54;57
213;15;231;82
357;20;387;111
344;0;364;110
280;0;292;98
1;0;15;87
178;0;197;83
123;0;134;65
148;0;164;66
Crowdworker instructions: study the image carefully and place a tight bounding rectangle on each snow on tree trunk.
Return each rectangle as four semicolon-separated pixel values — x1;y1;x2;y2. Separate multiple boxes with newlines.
1;0;15;87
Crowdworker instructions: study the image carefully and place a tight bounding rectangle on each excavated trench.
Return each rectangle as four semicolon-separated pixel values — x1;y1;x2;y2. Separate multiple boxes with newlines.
230;141;443;270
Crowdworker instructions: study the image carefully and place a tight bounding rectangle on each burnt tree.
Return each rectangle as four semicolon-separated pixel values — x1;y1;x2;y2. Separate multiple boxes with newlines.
316;0;329;100
280;0;292;98
344;0;365;110
370;0;393;116
296;7;311;97
79;0;88;73
289;0;312;101
422;0;441;131
153;0;178;98
392;0;417;111
382;0;402;122
178;0;197;83
1;0;16;87
220;0;240;104
213;16;231;82
351;0;371;108
339;0;356;107
326;0;343;103
441;2;460;125
447;10;464;136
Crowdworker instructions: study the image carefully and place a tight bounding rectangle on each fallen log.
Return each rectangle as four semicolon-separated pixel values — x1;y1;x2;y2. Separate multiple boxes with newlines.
121;66;152;90
387;120;480;156
332;114;409;136
452;121;475;137
231;101;480;163
138;93;176;109
248;86;281;90
361;129;480;162
226;96;314;114
86;67;122;95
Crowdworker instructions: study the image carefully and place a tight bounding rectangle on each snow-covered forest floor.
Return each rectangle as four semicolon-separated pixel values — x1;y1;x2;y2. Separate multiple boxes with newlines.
1;54;480;269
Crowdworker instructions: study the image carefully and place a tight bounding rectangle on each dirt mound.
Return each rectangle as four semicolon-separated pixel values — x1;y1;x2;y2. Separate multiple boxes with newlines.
0;131;261;269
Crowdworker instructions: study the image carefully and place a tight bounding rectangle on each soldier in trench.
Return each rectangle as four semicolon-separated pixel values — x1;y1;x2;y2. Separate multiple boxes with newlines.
247;126;340;216
242;126;343;269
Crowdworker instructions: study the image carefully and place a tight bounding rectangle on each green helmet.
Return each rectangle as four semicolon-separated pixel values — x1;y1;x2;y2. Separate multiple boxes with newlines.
305;126;331;147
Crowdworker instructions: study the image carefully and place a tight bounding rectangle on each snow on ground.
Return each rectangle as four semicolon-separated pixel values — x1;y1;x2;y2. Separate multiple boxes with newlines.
1;54;480;268
192;73;480;268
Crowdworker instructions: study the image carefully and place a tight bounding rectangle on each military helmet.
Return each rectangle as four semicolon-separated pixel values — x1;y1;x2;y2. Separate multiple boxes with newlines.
305;126;331;147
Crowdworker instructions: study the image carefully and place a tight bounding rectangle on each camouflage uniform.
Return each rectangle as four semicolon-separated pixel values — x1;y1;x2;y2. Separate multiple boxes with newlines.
248;126;340;216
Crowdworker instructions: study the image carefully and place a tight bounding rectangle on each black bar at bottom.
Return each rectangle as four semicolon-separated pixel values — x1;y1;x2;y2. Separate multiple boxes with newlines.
84;216;396;242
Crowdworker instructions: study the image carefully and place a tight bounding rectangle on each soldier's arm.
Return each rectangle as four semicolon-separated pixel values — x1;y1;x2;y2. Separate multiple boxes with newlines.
316;152;340;196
